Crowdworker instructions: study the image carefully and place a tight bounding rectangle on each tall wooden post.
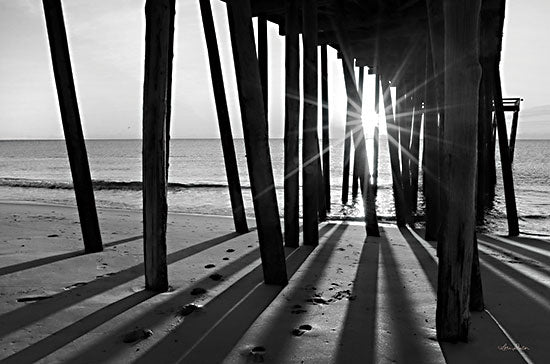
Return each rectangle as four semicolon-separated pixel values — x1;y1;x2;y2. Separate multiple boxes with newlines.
436;0;482;341
426;0;445;238
199;0;248;233
42;0;103;253
352;66;365;200
227;0;287;285
509;109;519;163
321;44;331;212
165;2;175;179
423;38;440;240
493;67;520;236
477;0;499;223
343;59;379;236
316;140;327;221
381;74;407;226
410;93;423;214
141;0;175;291
302;0;319;246
283;0;300;248
373;73;380;194
410;54;425;214
258;16;268;121
397;82;412;220
341;71;352;206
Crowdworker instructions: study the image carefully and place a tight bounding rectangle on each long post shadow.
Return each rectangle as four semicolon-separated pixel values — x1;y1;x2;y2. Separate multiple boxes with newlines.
335;235;380;363
1;290;157;364
64;245;266;363
254;223;348;364
140;223;343;364
480;235;550;267
399;227;438;291
478;238;550;276
0;232;241;339
0;235;142;277
378;229;434;363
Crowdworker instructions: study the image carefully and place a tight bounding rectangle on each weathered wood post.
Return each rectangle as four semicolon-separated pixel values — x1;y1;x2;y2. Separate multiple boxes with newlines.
321;44;331;212
436;0;482;341
426;0;445;239
373;72;380;194
341;87;352;205
397;81;413;219
477;0;499;224
42;0;103;253
283;0;300;248
477;60;493;223
164;2;175;179
493;67;520;236
199;0;248;233
509;107;520;163
423;37;440;240
342;59;379;236
352;66;365;200
302;0;319;245
410;52;425;214
410;93;422;215
141;0;175;291
380;72;407;226
258;15;268;121
227;0;288;284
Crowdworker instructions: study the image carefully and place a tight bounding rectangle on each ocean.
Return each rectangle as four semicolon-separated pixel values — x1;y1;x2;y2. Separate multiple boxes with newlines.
0;138;548;237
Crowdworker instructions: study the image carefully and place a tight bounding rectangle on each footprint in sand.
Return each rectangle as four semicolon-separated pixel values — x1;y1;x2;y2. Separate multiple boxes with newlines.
292;324;313;336
178;304;202;317
190;287;207;295
122;328;153;343
209;273;223;281
249;346;266;362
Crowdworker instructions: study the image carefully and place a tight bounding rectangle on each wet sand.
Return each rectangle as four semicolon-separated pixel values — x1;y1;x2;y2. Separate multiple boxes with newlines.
0;202;547;363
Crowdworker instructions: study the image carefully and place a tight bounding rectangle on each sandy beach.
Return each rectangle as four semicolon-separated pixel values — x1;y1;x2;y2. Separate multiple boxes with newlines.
0;202;548;363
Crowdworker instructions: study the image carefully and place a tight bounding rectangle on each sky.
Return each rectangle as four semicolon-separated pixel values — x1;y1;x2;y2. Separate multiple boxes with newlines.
0;0;549;140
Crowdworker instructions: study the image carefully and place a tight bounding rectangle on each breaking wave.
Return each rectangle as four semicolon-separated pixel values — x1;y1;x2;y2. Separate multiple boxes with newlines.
0;178;251;191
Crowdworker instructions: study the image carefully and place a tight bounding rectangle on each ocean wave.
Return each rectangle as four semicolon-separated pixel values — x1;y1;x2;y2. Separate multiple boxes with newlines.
520;214;550;220
0;178;252;191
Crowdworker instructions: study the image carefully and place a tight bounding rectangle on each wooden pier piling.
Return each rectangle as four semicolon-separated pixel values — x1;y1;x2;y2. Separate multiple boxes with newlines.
381;74;408;227
283;0;300;248
199;0;248;234
493;66;520;237
373;73;380;194
42;0;103;254
141;0;175;291
423;40;440;240
435;0;482;341
321;44;331;212
351;66;365;200
227;0;288;284
258;16;269;121
302;0;319;246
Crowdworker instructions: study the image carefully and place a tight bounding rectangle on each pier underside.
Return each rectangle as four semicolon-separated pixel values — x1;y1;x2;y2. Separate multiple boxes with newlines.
0;204;546;363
